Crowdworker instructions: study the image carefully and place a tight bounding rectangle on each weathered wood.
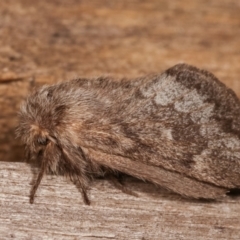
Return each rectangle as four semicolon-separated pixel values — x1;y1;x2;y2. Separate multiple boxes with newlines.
1;162;240;239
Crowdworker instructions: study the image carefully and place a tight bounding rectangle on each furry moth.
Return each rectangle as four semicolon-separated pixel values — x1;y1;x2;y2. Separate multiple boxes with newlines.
17;64;240;204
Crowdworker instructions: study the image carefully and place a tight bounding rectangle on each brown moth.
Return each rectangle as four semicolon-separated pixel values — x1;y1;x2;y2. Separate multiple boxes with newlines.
16;64;240;204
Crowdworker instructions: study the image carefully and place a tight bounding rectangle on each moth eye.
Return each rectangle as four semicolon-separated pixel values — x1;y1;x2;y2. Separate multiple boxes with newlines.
37;137;49;146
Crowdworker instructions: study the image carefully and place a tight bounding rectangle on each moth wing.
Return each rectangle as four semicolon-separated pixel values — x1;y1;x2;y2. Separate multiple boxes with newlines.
75;64;240;198
84;148;228;199
118;64;240;190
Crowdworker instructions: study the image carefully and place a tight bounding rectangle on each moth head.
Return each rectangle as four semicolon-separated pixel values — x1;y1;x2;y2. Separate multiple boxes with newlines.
16;95;57;164
29;125;51;151
16;97;83;169
17;121;53;162
16;86;65;161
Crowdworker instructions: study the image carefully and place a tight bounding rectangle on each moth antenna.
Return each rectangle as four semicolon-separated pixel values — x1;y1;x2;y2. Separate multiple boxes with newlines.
30;153;47;204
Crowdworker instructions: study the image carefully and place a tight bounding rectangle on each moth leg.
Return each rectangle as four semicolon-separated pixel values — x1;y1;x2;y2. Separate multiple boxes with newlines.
71;175;90;205
109;174;138;197
25;148;31;163
30;157;47;204
81;186;90;205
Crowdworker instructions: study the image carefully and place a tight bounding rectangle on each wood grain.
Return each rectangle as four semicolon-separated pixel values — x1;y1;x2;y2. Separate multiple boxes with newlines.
1;162;240;240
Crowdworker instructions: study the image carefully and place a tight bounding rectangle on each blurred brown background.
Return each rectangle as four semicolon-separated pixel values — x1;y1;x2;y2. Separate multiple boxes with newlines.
1;0;240;162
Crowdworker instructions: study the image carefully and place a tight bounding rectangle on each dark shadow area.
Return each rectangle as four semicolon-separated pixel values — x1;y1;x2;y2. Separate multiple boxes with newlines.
227;188;240;198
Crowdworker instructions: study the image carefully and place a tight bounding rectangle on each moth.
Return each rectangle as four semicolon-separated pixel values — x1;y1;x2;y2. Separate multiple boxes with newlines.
16;64;240;204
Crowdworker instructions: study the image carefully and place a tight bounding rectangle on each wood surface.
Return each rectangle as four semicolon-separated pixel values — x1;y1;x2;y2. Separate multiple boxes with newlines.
1;0;240;239
1;161;240;240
